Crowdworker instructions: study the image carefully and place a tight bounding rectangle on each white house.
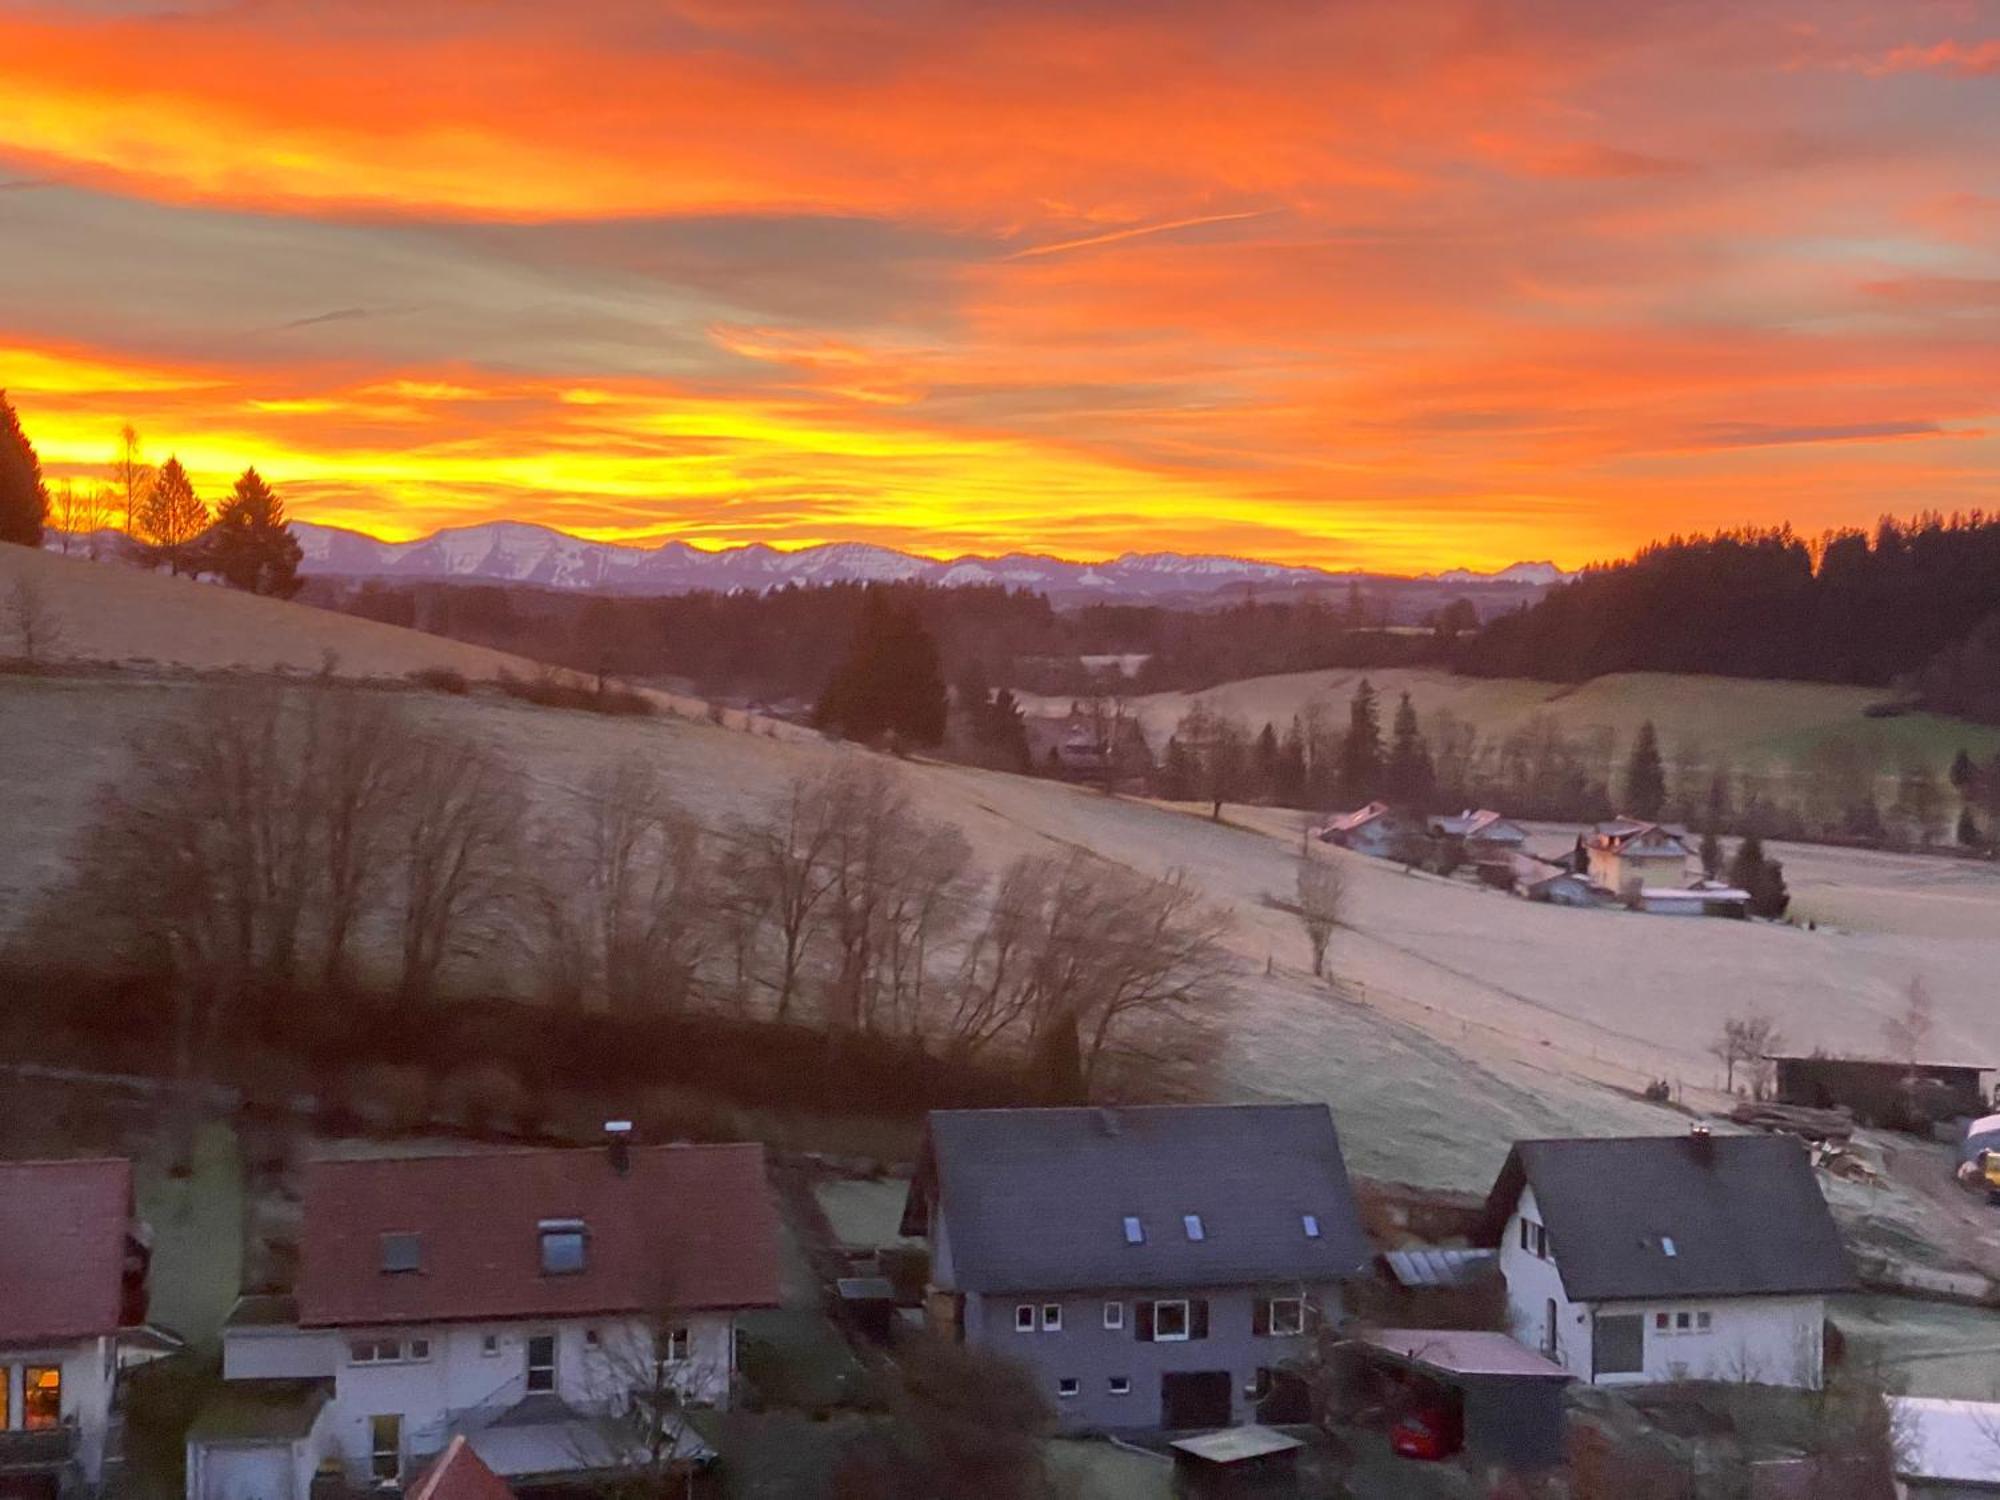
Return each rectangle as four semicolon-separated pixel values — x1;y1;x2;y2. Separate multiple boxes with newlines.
187;1132;782;1500
1585;819;1693;898
0;1158;152;1500
1480;1130;1854;1390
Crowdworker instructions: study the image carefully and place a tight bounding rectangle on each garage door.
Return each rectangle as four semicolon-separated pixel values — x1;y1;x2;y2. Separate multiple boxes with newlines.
203;1445;295;1500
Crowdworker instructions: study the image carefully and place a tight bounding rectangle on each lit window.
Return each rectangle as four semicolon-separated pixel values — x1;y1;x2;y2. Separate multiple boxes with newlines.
1302;1214;1320;1239
380;1232;422;1275
1154;1300;1191;1342
525;1334;556;1393
1016;1304;1036;1333
1109;1376;1131;1396
539;1220;588;1275
1267;1298;1305;1337
23;1367;61;1430
1057;1378;1080;1399
1183;1214;1205;1242
1042;1304;1062;1333
370;1415;401;1481
1103;1301;1124;1331
1122;1216;1144;1245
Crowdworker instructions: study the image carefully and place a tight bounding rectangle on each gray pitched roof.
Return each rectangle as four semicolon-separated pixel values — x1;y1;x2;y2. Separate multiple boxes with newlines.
901;1104;1371;1294
1480;1134;1856;1302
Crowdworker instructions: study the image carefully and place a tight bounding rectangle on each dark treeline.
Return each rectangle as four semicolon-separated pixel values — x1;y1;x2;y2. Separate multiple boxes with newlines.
1457;518;2000;703
311;576;1453;703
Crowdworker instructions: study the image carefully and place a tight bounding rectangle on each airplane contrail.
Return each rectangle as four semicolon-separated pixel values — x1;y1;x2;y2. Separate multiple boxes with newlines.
1006;208;1278;260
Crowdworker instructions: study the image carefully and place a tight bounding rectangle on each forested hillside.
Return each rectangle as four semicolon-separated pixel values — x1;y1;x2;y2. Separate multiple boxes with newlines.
1456;519;2000;713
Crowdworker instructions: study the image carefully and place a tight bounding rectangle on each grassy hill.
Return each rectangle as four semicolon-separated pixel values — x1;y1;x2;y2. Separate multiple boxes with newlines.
7;550;2000;1197
1027;664;2000;800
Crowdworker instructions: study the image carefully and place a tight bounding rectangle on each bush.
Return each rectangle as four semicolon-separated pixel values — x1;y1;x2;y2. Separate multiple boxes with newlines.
345;1063;432;1134
495;668;654;717
879;1245;930;1304
407;665;470;695
433;1062;530;1137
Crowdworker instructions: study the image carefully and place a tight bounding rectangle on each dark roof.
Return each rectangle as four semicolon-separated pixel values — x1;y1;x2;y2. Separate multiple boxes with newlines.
901;1104;1371;1293
0;1158;134;1343
1766;1052;1994;1072
1479;1134;1856;1302
187;1381;332;1443
298;1143;782;1326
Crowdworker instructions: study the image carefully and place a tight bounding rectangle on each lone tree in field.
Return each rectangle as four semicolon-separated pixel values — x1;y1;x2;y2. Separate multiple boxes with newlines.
209;467;304;597
0;391;49;547
815;587;948;747
1622;719;1667;819
138;457;209;575
1710;1012;1781;1095
1296;843;1345;979
5;574;65;663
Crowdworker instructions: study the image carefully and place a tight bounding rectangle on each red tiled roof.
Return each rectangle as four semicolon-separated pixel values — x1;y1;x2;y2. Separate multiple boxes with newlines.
297;1143;783;1327
0;1158;134;1343
408;1437;514;1500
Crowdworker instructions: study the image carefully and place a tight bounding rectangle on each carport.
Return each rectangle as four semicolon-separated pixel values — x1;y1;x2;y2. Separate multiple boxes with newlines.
1357;1329;1571;1470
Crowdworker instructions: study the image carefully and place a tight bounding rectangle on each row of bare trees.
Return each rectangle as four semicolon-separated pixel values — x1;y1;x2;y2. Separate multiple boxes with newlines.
30;683;1235;1100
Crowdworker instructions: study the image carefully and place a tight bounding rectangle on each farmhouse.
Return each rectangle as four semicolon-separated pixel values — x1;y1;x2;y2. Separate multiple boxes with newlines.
1316;802;1420;860
1429;809;1530;864
0;1158;153;1500
1478;1130;1854;1389
1024;704;1154;785
1585;819;1693;898
189;1131;781;1500
900;1104;1373;1432
1512;857;1604;907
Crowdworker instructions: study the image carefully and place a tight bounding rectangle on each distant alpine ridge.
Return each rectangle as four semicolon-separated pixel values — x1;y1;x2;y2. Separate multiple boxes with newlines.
285;519;1571;601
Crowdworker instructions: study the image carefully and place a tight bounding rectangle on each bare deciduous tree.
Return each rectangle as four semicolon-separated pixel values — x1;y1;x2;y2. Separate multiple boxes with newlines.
395;733;522;1006
311;688;412;993
1711;1012;1782;1096
1882;975;1935;1068
718;770;847;1021
1296;841;1345;978
5;573;64;663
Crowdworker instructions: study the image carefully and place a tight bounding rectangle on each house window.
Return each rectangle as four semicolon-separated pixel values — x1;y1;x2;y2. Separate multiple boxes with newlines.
1674;1312;1692;1332
1661;1236;1678;1258
1301;1214;1320;1239
1153;1300;1190;1342
1654;1312;1670;1332
1042;1304;1062;1333
481;1335;500;1357
1015;1305;1036;1333
1122;1216;1144;1245
407;1338;430;1361
1057;1379;1079;1399
379;1232;422;1275
1103;1301;1124;1331
525;1334;556;1393
1519;1220;1549;1259
584;1329;600;1348
661;1327;691;1363
23;1367;61;1430
1697;1311;1712;1331
1593;1313;1644;1376
1109;1377;1130;1396
369;1414;402;1481
1266;1298;1305;1337
349;1338;402;1364
538;1220;588;1275
1183;1214;1205;1242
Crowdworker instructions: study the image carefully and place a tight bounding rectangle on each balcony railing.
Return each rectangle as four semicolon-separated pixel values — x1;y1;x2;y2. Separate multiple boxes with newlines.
0;1423;78;1472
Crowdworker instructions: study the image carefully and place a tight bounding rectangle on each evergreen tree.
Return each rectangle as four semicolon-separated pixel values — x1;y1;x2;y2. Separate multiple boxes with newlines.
1699;827;1723;879
1383;691;1436;810
814;588;948;747
1273;718;1308;807
1949;748;1978;793
986;688;1031;770
1728;833;1790;919
0;391;48;547
1254;721;1281;800
1337;678;1382;804
1159;735;1198;802
209;467;304;597
137;457;209;575
1622;720;1667;818
1956;805;1983;851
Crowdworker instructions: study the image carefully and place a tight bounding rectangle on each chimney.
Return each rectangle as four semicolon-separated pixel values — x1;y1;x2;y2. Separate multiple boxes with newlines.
1687;1121;1714;1163
605;1119;633;1175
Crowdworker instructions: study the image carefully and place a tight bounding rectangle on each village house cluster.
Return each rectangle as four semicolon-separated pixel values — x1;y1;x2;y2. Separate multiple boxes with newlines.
0;1097;1873;1499
1319;804;1759;916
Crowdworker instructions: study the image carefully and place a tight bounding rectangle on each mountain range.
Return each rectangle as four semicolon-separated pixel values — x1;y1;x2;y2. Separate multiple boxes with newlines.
286;520;1570;602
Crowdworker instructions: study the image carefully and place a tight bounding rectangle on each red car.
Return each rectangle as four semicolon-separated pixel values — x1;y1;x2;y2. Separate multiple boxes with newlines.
1390;1404;1464;1461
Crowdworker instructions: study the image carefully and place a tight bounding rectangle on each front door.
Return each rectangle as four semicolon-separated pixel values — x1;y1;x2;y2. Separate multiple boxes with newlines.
1544;1298;1559;1360
1160;1370;1232;1429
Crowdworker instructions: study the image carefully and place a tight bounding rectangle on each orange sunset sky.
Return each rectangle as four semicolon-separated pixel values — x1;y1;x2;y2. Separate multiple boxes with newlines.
1;0;1996;573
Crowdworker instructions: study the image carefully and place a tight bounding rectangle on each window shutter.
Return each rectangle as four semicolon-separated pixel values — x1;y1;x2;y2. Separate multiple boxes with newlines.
1136;1302;1154;1342
1252;1299;1270;1337
1191;1300;1209;1340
